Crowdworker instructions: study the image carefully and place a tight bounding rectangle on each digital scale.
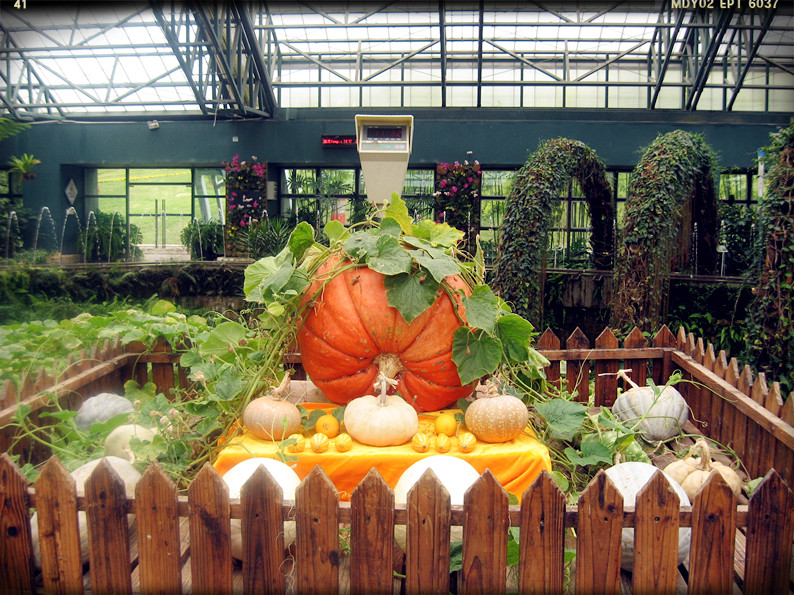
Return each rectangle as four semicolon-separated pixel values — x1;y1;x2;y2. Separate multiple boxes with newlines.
355;114;414;209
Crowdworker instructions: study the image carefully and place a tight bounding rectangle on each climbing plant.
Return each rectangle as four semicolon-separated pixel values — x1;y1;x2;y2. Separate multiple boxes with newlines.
743;124;794;395
491;138;613;325
610;130;719;331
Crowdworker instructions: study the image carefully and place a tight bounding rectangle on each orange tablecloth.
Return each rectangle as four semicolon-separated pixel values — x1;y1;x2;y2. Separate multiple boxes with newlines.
213;405;551;501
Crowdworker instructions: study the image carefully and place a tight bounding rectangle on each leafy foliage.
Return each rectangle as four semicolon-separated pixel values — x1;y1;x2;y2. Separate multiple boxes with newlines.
743;124;794;395
433;157;482;254
180;220;225;260
491;138;613;325
0;117;31;143
611;130;719;331
82;211;143;262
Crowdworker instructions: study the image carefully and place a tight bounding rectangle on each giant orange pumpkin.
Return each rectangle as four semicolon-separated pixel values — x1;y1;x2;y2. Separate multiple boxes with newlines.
296;256;476;412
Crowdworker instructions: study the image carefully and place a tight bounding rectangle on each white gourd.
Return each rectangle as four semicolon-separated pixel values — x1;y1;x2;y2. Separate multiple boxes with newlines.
221;457;302;560
31;457;141;568
393;455;481;549
104;424;157;462
605;461;691;571
344;373;418;447
611;369;688;442
663;438;742;500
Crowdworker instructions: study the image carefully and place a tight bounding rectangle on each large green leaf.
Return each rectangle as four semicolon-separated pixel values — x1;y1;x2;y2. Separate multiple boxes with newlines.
451;327;503;385
198;321;249;360
461;285;499;333
410;244;461;282
564;441;613;467
383;194;414;235
496;313;535;363
324;220;349;244
412;219;464;247
383;271;440;323
287;221;315;259
534;399;587;441
366;234;414;276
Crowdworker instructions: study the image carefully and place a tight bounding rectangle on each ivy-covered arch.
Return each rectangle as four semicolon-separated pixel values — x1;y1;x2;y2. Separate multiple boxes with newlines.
491;138;613;325
743;124;794;394
610;130;719;331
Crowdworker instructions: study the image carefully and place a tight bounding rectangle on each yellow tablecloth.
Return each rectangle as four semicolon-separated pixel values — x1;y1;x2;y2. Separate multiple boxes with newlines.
213;405;551;501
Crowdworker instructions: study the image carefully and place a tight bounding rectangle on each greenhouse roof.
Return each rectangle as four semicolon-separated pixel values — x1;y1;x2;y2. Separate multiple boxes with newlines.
1;1;792;121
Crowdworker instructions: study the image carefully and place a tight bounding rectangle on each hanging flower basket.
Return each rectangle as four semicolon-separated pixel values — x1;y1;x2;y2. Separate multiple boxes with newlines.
224;155;267;258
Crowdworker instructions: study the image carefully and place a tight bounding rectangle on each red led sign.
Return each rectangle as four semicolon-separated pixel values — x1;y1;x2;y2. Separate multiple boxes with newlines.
322;135;357;147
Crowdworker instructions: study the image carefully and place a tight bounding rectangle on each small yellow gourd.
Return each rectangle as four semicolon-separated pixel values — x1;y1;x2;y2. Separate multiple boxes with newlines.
310;433;330;453
434;433;452;453
412;433;431;453
663;438;742;499
286;434;305;453
459;432;477;453
335;433;353;452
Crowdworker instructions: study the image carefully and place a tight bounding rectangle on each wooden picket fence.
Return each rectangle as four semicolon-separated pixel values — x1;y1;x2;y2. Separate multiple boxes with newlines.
1;324;793;593
1;453;792;594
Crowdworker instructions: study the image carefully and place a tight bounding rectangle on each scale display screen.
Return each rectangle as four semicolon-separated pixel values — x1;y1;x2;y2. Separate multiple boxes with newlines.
364;125;404;140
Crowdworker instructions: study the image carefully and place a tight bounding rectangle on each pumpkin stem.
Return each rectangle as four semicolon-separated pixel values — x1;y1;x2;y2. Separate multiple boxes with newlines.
269;370;292;400
374;352;404;381
375;372;399;405
615;368;641;390
691;438;713;471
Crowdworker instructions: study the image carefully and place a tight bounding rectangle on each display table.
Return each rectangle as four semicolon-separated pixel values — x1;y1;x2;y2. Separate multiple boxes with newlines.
214;404;551;501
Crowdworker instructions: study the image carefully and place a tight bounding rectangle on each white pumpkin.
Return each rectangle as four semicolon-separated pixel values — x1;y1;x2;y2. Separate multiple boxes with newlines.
393;455;481;549
104;424;157;462
221;457;301;560
663;438;742;500
242;373;302;441
343;373;418;447
605;461;691;571
611;369;688;442
31;457;141;568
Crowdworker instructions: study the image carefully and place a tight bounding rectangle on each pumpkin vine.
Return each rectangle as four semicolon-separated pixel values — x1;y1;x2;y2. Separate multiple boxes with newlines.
610;130;719;331
491;138;613;326
743;123;794;395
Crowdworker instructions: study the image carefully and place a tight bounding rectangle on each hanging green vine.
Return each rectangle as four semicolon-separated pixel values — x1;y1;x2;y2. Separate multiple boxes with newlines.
491;138;613;325
610;130;719;331
743;124;794;395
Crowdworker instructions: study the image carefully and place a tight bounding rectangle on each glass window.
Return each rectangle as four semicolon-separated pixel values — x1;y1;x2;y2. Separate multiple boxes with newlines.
194;168;226;223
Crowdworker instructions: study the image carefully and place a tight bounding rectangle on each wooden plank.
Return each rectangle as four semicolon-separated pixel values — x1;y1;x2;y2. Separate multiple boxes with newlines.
0;453;35;594
150;337;176;399
743;470;794;594
350;468;394;595
652;326;676;384
565;328;590;403
295;466;340;594
537;329;561;390
669;351;794;451
633;470;680;594
34;457;83;594
404;470;451;595
518;471;565;594
594;328;619;407
780;394;794;426
240;465;288;595
460;470;509;594
136;463;182;595
575;470;622;594
188;463;233;595
687;473;737;595
623;327;649;387
85;459;133;595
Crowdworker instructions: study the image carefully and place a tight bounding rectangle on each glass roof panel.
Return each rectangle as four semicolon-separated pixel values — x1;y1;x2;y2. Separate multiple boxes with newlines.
1;1;791;119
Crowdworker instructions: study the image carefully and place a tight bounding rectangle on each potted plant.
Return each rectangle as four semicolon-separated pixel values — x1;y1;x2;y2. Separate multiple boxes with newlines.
7;153;41;181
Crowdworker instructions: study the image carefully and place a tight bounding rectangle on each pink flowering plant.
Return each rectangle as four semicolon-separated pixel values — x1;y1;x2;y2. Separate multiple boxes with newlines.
434;154;482;253
224;155;267;253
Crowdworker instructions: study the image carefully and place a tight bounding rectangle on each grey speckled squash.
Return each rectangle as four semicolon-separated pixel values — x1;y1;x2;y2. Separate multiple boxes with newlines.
611;370;688;442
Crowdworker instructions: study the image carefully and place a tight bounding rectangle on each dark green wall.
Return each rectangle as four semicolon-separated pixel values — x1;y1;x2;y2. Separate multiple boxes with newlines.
2;107;790;232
